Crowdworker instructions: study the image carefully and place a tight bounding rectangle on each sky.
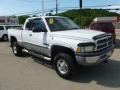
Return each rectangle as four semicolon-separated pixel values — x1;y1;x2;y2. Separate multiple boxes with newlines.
0;0;120;16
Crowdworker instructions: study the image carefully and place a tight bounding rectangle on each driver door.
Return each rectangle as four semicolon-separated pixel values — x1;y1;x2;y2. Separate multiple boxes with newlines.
29;19;50;56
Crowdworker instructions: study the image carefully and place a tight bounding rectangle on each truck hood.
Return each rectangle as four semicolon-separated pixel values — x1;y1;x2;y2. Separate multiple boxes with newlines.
52;29;105;40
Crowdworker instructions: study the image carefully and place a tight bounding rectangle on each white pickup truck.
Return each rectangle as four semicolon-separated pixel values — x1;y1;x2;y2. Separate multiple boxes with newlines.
8;16;114;78
0;25;22;41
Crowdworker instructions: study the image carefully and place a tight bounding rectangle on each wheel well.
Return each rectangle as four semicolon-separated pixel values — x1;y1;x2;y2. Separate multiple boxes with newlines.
51;45;76;61
10;36;17;45
2;34;8;37
3;34;8;36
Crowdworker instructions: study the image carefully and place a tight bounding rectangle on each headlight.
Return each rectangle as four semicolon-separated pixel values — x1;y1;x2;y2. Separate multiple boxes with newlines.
77;42;95;53
80;46;94;52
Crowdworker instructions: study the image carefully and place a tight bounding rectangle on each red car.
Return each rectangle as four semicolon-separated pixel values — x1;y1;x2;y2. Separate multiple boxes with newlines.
89;21;116;43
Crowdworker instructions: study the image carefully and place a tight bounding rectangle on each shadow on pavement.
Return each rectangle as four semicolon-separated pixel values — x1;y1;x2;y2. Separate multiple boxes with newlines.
31;55;120;88
21;52;31;58
32;55;53;69
70;59;120;88
0;39;8;42
19;51;120;88
115;39;120;49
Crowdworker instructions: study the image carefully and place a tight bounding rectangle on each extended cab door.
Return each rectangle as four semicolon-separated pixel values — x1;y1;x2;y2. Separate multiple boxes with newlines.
22;19;34;50
23;18;50;56
30;18;50;56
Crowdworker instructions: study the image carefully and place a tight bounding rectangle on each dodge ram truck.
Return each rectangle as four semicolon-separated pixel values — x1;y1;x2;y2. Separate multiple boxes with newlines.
8;16;114;78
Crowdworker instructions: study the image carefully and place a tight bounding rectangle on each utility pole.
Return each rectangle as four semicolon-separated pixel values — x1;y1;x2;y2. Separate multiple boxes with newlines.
79;0;82;27
56;0;58;14
42;0;45;16
80;0;82;9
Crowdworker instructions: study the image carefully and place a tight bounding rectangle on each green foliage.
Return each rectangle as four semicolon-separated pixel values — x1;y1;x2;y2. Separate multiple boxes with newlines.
46;13;53;16
18;15;30;24
58;9;119;27
18;9;119;26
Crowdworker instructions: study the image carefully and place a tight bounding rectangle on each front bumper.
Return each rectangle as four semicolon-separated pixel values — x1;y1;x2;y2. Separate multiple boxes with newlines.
75;46;114;66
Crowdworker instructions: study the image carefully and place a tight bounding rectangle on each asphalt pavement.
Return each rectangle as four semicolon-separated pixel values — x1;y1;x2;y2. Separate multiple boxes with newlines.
0;36;119;90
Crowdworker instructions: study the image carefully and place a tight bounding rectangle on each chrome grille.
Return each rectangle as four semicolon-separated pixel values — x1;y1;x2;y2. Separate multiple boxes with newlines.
94;34;113;51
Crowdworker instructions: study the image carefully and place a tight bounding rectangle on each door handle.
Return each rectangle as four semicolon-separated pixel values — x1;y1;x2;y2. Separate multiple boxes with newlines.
29;34;32;36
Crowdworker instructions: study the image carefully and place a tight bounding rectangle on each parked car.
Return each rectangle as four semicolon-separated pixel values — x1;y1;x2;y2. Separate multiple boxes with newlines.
0;25;22;41
89;21;116;43
8;16;114;78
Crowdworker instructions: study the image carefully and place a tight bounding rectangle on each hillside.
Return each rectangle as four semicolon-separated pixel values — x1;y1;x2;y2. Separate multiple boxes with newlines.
18;9;119;27
58;9;119;27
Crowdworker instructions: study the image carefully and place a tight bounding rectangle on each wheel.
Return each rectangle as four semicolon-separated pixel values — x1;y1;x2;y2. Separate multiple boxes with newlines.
54;53;77;79
2;35;8;41
11;41;22;56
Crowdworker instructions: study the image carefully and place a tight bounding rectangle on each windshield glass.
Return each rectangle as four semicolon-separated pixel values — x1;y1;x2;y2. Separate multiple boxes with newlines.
45;17;80;32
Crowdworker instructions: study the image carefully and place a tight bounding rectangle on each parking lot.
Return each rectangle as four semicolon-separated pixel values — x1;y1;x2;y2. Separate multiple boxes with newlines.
0;32;119;90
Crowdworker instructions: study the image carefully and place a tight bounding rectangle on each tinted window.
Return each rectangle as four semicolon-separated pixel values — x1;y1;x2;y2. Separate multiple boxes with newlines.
32;19;46;31
5;26;12;30
46;17;80;32
92;23;102;29
0;26;4;30
13;26;22;30
5;26;22;30
25;20;34;31
91;23;114;30
101;23;113;29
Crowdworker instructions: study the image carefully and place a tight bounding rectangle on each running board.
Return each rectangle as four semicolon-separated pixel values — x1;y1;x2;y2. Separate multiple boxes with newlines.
23;49;51;61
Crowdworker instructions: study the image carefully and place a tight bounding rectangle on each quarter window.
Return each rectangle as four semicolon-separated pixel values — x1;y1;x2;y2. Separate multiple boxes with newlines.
25;19;46;31
32;19;46;31
25;20;34;31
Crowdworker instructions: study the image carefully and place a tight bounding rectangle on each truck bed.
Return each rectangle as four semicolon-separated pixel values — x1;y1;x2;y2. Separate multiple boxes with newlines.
8;29;23;42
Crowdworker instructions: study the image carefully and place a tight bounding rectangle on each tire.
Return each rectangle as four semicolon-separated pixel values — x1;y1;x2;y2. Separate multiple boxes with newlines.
2;35;8;41
11;41;22;56
54;53;77;79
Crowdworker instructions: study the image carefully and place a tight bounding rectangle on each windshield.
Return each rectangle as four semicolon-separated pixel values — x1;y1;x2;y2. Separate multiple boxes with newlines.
45;17;80;32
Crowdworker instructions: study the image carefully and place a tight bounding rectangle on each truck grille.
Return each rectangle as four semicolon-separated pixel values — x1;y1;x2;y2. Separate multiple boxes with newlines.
93;34;113;51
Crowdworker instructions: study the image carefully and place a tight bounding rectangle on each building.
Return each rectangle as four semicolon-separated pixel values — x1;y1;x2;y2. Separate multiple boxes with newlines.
0;16;19;25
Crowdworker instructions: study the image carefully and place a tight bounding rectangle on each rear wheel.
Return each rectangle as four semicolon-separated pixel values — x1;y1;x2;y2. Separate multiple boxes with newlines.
54;53;77;79
11;41;22;56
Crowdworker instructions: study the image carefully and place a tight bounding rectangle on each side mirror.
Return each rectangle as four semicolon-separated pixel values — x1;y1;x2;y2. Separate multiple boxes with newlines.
32;27;47;33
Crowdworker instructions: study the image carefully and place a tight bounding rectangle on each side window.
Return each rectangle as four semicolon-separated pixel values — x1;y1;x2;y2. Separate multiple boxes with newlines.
93;23;102;30
0;26;4;30
91;24;97;29
103;23;113;29
5;26;12;30
25;20;34;31
33;19;46;31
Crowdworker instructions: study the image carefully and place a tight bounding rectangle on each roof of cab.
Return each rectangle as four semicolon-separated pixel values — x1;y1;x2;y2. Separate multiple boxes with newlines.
27;16;64;20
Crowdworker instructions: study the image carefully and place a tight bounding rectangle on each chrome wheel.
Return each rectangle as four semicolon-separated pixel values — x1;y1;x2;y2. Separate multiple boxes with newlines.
3;35;8;41
11;42;22;56
12;45;17;54
57;59;69;75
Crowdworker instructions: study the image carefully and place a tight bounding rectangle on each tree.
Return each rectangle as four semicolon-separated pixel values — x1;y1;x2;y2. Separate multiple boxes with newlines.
18;15;30;24
58;9;119;27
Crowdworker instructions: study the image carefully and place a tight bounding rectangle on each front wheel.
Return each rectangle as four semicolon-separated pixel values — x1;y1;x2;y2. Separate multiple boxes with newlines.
2;35;8;41
11;41;22;56
54;53;77;79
